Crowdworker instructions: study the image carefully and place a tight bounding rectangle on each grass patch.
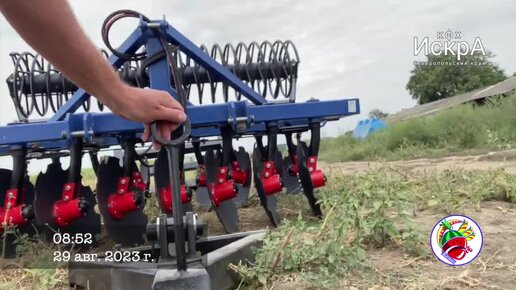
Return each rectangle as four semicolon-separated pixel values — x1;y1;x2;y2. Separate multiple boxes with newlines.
320;94;516;162
231;166;516;289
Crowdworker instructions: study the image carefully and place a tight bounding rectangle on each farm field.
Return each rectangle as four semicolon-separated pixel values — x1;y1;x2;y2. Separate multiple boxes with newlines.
230;152;516;289
2;151;516;289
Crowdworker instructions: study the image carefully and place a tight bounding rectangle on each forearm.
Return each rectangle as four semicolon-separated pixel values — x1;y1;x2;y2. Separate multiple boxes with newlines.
0;0;124;106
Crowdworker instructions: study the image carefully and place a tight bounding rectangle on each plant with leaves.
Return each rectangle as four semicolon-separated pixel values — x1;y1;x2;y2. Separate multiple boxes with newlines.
407;51;505;104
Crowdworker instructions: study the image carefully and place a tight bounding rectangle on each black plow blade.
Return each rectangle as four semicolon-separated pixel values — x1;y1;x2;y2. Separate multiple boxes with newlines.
205;149;239;233
252;147;281;227
297;141;323;218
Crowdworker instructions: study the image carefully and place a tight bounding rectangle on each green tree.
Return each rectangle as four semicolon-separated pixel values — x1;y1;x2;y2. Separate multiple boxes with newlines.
368;109;388;119
407;51;506;104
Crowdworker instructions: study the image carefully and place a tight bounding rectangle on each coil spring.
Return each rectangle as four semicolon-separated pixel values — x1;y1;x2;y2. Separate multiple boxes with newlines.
178;41;299;104
7;41;299;121
8;51;108;121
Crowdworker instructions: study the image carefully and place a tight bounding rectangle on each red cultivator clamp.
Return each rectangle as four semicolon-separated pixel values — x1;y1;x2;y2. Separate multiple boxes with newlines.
107;175;143;220
0;149;36;258
305;156;326;189
260;161;283;195
0;189;32;229
52;182;89;227
159;183;190;213
209;166;238;207
231;161;248;186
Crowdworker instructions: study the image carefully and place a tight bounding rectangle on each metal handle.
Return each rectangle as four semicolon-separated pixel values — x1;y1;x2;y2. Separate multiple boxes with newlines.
151;117;191;146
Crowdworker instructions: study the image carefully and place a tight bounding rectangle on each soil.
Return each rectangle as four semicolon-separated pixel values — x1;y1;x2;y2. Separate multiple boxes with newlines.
290;150;516;289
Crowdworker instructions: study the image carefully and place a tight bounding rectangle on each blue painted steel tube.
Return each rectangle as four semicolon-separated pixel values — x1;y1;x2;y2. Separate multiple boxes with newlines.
0;98;359;149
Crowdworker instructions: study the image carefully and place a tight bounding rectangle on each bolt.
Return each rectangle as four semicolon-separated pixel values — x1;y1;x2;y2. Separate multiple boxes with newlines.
119;189;124;194
63;196;69;202
309;167;314;172
264;172;270;178
120;179;126;185
6;203;11;210
310;158;315;164
65;185;71;191
220;169;225;174
218;178;224;184
8;193;13;199
137;179;142;183
266;163;272;169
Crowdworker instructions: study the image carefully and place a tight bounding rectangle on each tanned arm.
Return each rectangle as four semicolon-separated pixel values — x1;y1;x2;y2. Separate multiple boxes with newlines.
0;0;185;146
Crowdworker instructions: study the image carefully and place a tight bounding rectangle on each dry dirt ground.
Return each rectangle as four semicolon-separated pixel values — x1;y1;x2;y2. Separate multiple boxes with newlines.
318;151;516;289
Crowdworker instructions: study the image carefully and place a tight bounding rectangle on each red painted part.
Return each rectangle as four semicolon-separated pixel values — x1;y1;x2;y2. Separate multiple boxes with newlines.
159;184;189;213
196;165;207;187
108;191;139;220
132;171;146;193
231;161;248;185
288;155;298;176
106;176;142;220
261;161;282;195
306;156;326;189
0;188;30;231
53;198;86;227
209;166;237;207
0;206;28;231
262;175;282;195
210;181;237;207
51;182;87;227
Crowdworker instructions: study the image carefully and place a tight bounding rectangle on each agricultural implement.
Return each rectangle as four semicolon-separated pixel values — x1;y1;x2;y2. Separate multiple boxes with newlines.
0;10;359;289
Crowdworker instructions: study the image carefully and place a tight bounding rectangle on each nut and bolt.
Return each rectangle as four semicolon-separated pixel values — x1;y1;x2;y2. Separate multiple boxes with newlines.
120;179;126;185
264;172;270;178
119;189;125;194
218;178;224;184
220;169;225;174
63;196;69;202
65;185;71;191
266;163;272;169
8;193;13;199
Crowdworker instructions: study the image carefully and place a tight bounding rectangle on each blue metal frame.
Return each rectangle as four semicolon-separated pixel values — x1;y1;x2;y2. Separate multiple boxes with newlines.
0;17;360;156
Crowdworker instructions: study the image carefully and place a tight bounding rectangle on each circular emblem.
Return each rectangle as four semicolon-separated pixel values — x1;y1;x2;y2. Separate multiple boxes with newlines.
430;215;483;266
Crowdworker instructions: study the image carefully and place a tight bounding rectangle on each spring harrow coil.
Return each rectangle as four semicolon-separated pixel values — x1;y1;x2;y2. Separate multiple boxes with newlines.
180;41;299;104
7;51;108;121
7;41;299;121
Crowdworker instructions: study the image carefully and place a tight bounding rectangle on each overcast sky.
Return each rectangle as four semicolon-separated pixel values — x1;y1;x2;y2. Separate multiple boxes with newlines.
0;0;515;169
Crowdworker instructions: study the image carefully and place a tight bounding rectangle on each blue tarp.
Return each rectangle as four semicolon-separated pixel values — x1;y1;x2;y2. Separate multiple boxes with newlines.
352;118;387;140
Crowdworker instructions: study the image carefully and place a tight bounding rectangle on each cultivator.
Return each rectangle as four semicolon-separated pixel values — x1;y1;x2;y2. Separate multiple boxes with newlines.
0;9;359;289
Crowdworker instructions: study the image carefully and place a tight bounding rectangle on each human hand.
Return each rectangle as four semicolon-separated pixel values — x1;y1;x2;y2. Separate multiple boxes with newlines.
104;84;186;148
